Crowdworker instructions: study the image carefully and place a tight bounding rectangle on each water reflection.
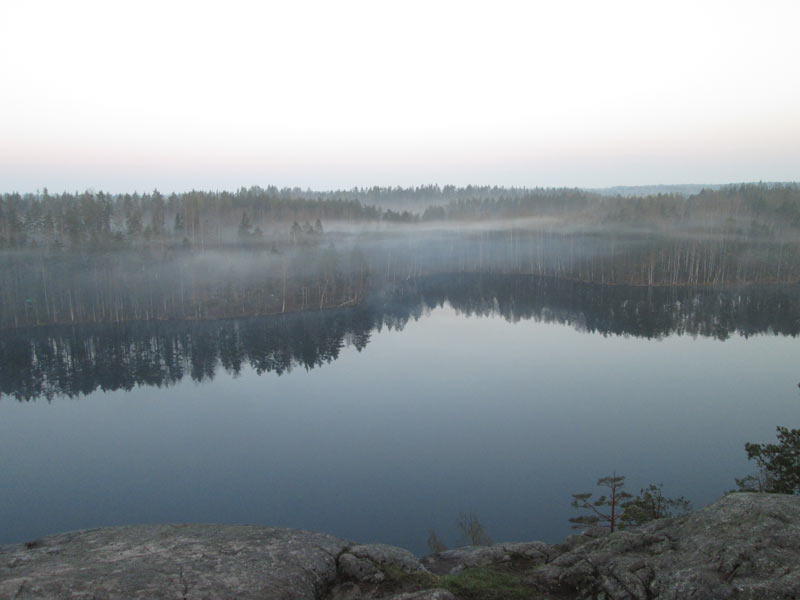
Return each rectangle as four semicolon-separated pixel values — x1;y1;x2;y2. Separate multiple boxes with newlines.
2;274;799;401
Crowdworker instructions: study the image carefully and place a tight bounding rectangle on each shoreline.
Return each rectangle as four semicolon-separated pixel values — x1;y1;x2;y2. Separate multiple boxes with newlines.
2;493;798;600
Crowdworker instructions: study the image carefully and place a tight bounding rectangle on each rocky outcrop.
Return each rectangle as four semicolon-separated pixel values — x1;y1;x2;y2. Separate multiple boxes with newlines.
0;524;350;600
1;493;798;599
539;492;800;599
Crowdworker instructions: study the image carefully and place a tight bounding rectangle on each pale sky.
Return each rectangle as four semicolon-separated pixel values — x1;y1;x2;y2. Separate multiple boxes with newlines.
1;0;798;193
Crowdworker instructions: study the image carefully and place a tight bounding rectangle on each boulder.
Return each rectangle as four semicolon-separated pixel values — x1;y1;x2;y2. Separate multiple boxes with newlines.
340;543;428;579
329;543;434;600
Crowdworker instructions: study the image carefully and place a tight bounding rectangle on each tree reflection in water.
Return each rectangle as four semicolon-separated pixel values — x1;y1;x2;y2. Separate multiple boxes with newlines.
2;274;798;401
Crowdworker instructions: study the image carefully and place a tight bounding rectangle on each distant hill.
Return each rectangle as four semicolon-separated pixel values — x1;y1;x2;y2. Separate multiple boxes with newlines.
588;184;722;197
589;182;798;197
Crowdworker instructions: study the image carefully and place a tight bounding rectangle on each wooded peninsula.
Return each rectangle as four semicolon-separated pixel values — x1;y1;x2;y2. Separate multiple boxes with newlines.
1;183;798;328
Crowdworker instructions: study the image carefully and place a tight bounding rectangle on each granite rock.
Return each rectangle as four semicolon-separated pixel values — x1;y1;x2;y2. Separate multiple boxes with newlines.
0;524;350;600
540;493;800;599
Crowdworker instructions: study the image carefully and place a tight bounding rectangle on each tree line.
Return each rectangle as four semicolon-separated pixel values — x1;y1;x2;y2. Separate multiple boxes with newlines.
1;183;798;250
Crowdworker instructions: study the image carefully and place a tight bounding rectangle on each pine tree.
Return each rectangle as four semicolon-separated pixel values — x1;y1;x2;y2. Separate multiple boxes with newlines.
238;211;253;237
738;427;800;494
620;484;691;527
570;474;631;533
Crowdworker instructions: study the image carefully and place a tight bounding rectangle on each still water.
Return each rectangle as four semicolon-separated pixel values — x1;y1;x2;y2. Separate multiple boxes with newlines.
1;276;798;555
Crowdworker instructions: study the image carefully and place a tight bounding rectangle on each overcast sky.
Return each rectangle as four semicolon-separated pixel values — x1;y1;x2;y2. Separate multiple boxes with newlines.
1;0;798;193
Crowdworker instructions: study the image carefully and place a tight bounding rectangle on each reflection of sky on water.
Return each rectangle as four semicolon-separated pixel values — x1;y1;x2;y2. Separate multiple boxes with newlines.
1;304;797;555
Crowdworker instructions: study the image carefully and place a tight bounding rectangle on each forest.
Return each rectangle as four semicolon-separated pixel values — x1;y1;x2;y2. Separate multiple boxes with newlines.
2;183;799;250
0;183;799;328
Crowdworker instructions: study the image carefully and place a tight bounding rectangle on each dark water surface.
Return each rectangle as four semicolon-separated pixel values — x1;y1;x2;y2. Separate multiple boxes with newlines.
1;275;798;555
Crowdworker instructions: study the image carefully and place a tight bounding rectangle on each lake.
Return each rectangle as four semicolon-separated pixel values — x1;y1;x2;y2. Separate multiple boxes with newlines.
1;274;798;556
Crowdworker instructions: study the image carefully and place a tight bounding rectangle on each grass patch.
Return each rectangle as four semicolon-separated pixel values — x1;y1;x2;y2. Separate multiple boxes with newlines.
439;566;532;600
